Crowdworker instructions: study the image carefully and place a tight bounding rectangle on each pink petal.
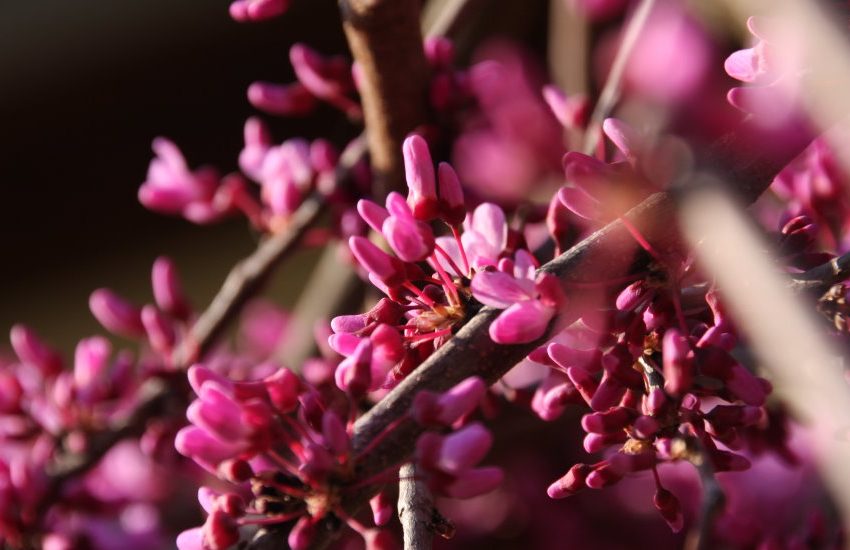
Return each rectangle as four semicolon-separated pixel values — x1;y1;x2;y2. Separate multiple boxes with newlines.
471;271;535;308
557;186;602;221
489;300;554;344
602;118;641;161
470;203;507;253
443;466;503;499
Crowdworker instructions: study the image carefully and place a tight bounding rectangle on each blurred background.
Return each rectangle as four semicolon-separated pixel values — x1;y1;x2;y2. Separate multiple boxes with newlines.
0;0;553;353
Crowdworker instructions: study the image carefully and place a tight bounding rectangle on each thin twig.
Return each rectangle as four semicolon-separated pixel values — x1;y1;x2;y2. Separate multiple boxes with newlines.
682;436;725;550
398;463;435;550
172;195;324;367
582;0;656;155
789;250;850;293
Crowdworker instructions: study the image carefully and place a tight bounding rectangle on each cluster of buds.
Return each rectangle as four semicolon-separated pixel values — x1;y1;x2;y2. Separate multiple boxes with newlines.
175;357;500;548
89;256;191;361
0;324;175;547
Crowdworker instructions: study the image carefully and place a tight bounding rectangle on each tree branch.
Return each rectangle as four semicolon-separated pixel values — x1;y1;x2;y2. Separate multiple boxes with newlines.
340;0;430;198
171;196;324;367
789;250;850;294
398;463;435;550
295;120;817;549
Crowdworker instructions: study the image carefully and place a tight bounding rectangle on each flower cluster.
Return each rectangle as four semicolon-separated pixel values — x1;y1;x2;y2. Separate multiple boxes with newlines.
175;361;499;549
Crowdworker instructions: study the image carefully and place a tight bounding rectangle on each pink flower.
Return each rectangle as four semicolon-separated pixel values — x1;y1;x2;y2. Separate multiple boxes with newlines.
402;135;439;221
471;251;564;344
229;0;289;22
416;423;503;499
138;138;231;224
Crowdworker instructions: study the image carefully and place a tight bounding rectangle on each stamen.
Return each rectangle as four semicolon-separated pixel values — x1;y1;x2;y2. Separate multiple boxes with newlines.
404;282;438;308
619;216;664;264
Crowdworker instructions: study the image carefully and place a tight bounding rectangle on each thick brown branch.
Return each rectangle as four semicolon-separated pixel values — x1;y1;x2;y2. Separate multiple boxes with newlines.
340;0;430;198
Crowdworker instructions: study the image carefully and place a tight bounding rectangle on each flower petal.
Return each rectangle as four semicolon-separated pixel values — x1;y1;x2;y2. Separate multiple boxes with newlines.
489;300;554;344
471;271;535;308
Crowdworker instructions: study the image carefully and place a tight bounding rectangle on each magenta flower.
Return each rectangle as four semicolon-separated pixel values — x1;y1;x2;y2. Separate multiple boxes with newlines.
471;250;565;344
229;0;289;22
138;138;233;224
416;422;503;499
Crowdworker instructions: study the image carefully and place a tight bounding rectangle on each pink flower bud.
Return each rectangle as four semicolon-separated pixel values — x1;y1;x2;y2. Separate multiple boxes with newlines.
531;373;579;421
437;162;465;226
436;423;493;474
10;324;62;375
662;328;693;396
443;466;503;498
566;366;599;407
230;0;289;22
215;493;246;517
423;36;455;67
403;135;439;220
202;508;240;550
590;373;626;412
357;199;390;232
585;463;622;489
247;81;316;116
335;338;372;397
583;431;627;453
263;368;300;413
610;451;657;473
653;488;684;532
141;305;176;355
413;377;486;427
581;407;634;434
151;256;191;320
601;345;643;389
349;236;406;287
288;516;316;550
89;289;145;338
489;300;555;344
645;387;669;416
382;195;435;262
633;415;661;439
73;336;111;400
217;459;254;483
615;281;652;312
547;463;592;498
370;491;393;527
542;85;589;129
322;411;350;456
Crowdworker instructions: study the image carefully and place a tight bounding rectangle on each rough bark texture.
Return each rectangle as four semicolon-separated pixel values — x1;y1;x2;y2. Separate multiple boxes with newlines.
340;0;430;198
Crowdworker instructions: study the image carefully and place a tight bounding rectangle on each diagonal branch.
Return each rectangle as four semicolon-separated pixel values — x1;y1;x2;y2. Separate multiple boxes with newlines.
297;119;818;549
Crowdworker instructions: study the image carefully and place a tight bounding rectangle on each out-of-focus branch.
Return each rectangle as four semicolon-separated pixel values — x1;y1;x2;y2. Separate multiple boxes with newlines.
340;0;430;198
398;463;435;550
173;196;324;367
42;190;328;523
685;438;725;550
582;0;657;155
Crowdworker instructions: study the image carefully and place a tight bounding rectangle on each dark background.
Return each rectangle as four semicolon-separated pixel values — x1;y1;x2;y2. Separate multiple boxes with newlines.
0;0;550;352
